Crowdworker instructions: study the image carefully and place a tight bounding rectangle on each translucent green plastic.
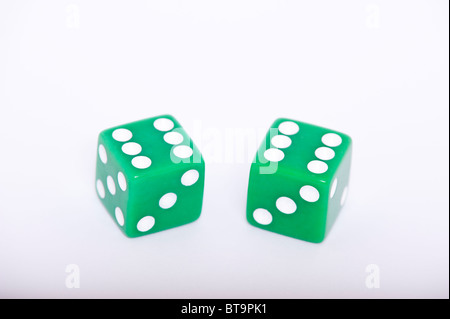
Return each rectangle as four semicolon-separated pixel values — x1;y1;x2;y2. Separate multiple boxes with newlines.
246;118;352;243
95;115;205;238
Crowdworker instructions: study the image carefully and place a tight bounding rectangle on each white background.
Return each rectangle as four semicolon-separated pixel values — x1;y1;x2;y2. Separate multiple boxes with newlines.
0;1;448;298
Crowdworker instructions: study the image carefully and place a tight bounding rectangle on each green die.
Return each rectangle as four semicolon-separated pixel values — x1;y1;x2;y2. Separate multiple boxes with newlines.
246;118;352;243
95;115;205;238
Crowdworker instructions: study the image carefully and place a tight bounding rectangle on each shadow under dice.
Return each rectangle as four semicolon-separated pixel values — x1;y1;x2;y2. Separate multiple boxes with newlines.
95;115;205;238
246;118;352;243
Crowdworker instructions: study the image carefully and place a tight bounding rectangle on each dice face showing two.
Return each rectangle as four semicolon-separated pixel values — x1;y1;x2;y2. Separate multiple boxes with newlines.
95;115;205;238
246;118;352;243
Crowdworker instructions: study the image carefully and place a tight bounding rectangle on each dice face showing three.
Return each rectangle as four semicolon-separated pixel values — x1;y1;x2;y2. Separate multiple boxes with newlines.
95;115;205;238
246;118;352;243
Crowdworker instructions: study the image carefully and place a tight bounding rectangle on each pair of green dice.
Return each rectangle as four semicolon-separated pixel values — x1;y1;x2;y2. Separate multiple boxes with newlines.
95;115;352;243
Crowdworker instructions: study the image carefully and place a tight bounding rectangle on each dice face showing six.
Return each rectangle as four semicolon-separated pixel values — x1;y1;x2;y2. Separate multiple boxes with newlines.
246;118;352;243
95;115;205;238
